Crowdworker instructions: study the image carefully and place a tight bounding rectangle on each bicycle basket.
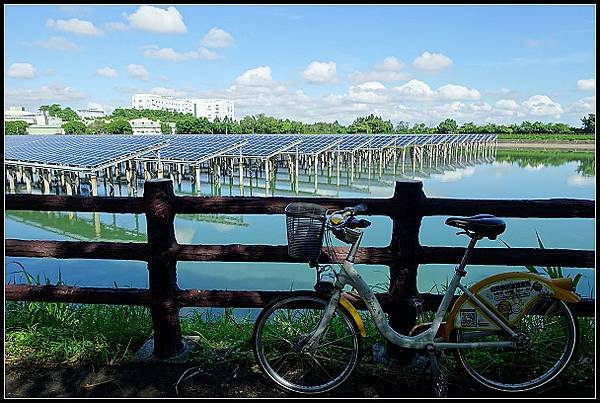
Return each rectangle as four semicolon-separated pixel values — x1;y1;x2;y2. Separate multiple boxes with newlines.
285;203;328;265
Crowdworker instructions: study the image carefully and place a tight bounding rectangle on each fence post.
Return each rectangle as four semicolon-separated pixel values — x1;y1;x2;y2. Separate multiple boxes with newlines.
387;180;426;360
144;179;183;358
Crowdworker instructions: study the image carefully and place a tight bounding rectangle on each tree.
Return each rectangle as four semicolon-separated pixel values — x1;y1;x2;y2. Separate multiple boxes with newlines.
436;118;458;134
4;120;29;135
161;122;172;134
62;121;87;134
104;119;132;134
85;119;108;134
459;121;479;134
581;113;595;133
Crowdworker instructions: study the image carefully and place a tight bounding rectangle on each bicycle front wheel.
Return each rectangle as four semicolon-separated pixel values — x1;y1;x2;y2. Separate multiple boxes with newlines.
455;297;578;392
252;291;362;394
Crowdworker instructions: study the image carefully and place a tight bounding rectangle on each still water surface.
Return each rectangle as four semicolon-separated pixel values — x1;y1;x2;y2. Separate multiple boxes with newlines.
5;150;596;299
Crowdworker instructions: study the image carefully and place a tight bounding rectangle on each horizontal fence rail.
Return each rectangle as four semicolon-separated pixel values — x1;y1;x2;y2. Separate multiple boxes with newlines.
5;179;595;359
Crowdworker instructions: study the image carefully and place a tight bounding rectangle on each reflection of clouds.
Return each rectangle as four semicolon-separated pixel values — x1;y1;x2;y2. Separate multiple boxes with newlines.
175;227;197;243
431;167;475;182
212;223;236;233
567;174;596;187
490;161;513;177
523;165;544;171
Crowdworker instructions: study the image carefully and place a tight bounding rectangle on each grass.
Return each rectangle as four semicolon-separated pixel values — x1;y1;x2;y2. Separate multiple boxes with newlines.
497;133;595;141
4;266;595;393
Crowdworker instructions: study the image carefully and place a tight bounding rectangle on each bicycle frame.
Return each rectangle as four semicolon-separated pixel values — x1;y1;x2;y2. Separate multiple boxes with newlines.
304;231;517;352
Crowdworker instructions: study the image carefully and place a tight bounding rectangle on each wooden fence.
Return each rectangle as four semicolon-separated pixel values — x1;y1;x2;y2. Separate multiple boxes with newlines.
5;179;595;358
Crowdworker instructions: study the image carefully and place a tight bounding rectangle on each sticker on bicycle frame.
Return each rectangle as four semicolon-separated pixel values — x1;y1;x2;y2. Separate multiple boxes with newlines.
460;309;477;327
477;279;551;323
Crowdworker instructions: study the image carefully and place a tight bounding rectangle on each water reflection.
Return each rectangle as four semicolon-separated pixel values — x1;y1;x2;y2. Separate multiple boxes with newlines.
5;148;595;296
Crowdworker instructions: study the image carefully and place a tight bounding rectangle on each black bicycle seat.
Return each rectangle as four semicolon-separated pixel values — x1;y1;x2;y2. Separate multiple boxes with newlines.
445;214;506;240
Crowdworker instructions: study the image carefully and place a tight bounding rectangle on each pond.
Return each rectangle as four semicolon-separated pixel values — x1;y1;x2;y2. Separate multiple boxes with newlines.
5;148;596;300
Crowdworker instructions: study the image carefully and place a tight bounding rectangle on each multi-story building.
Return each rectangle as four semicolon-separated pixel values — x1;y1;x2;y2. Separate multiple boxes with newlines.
76;108;106;120
4;106;38;124
27;111;64;135
189;99;235;122
129;118;162;135
131;94;234;122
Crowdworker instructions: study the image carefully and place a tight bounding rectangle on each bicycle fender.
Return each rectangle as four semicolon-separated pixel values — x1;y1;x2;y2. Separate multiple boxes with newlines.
443;272;580;341
339;296;366;337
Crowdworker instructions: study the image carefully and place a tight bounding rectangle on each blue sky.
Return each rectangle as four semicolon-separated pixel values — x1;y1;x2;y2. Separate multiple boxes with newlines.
4;4;596;125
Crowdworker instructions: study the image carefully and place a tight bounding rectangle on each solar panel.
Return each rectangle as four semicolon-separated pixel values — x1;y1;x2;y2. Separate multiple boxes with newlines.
5;135;48;150
287;135;343;154
336;135;372;151
234;135;301;158
141;135;247;163
5;135;168;171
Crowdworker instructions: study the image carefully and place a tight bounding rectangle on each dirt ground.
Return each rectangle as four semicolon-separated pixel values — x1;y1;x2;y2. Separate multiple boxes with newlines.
5;359;594;398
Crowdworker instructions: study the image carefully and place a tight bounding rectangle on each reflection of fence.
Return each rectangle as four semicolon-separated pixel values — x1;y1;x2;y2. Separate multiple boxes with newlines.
5;179;595;359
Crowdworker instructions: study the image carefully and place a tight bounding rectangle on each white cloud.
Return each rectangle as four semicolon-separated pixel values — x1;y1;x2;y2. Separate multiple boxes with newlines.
126;5;187;33
7;63;37;78
495;99;520;110
104;22;129;32
142;45;200;62
34;36;81;51
46;18;103;36
344;81;388;103
198;47;221;60
568;96;596;113
233;66;274;87
522;95;563;117
5;84;86;103
200;27;235;48
96;66;118;78
577;78;596;91
142;45;221;62
437;84;481;100
413;51;453;72
394;79;436;100
127;64;150;81
348;56;409;83
149;87;187;97
302;61;338;84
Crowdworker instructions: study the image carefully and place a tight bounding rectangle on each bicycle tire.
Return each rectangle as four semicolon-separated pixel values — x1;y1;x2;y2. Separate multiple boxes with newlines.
252;291;362;394
453;296;578;392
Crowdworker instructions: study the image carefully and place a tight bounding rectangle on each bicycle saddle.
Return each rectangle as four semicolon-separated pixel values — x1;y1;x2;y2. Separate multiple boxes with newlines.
445;214;506;240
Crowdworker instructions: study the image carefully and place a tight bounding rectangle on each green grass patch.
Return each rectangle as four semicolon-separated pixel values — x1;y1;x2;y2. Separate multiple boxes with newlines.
497;133;595;141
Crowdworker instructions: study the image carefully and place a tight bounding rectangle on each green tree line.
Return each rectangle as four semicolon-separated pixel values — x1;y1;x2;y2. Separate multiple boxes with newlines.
4;103;595;136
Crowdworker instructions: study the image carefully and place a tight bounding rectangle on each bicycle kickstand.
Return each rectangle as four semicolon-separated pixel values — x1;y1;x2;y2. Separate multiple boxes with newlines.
426;345;448;398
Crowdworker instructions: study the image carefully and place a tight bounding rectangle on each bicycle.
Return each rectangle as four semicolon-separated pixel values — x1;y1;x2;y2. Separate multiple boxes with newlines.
252;202;580;396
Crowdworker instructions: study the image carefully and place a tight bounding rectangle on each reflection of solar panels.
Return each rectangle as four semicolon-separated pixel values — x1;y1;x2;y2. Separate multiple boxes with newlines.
138;135;247;164
5;135;168;171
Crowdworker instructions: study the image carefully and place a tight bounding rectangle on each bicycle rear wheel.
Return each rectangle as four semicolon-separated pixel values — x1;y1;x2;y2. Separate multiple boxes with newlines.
455;297;578;392
252;291;362;394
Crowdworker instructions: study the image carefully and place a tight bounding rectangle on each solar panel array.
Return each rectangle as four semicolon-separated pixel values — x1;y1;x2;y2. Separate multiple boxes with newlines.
5;135;168;170
136;135;247;163
5;133;496;169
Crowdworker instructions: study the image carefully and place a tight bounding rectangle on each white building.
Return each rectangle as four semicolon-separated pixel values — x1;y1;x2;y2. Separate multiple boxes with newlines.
131;94;234;122
190;99;234;122
131;94;194;115
4;106;37;124
27;112;64;135
129;118;162;135
76;108;106;120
